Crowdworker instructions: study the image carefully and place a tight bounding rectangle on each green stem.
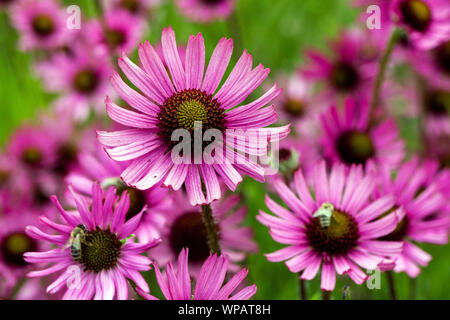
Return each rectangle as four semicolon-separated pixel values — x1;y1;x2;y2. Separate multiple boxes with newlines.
386;271;397;300
321;290;331;300
369;28;402;126
201;204;221;255
409;277;417;300
226;10;243;58
298;277;307;300
8;277;27;300
94;0;104;16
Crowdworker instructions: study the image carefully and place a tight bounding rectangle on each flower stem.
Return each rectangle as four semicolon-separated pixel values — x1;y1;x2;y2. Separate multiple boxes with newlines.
94;0;104;16
201;204;221;255
8;277;27;300
226;10;243;58
409;277;417;300
321;290;331;300
369;28;402;126
386;271;397;300
298;275;307;300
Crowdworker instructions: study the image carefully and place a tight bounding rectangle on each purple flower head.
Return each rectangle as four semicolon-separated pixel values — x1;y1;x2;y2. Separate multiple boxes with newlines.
258;161;403;291
320;98;405;169
11;0;74;51
391;0;450;50
98;27;290;206
373;157;449;277
23;183;160;300
85;9;146;56
300;30;378;102
0;212;43;292
35;44;115;119
176;0;235;23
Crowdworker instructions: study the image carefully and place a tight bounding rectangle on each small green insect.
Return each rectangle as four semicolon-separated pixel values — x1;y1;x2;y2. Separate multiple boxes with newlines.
313;202;335;228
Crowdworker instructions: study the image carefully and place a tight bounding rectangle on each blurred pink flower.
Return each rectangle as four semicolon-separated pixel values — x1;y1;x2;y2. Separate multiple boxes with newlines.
319;98;405;169
84;9;146;55
300;30;378;103
35;45;115;119
176;0;235;23
391;0;450;50
11;0;74;51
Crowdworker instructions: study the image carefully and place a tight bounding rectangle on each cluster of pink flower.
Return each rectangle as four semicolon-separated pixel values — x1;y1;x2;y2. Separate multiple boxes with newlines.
0;0;448;300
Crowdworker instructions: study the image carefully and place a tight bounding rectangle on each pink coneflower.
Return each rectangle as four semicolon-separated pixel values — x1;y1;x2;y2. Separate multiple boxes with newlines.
320;98;405;169
258;162;404;291
35;46;114;119
103;0;160;17
270;72;325;137
176;0;235;23
300;30;377;102
7;124;57;171
139;248;257;300
66;142;171;244
390;0;450;50
0;212;42;292
373;158;449;277
149;191;257;273
85;9;146;55
154;41;187;68
408;40;450;87
375;158;449;277
11;0;72;51
421;84;450;138
23;183;160;300
98;27;290;206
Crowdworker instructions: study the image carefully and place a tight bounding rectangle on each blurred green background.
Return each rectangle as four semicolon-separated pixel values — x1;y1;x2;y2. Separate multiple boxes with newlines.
0;0;448;299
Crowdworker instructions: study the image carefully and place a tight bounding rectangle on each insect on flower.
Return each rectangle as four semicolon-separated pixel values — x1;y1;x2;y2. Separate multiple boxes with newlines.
312;202;335;228
69;224;90;262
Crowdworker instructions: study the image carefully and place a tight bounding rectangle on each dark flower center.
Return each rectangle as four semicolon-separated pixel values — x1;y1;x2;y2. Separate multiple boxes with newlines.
336;130;375;165
33;184;50;205
32;14;55;36
0;170;10;186
73;69;99;94
105;29;126;49
169;211;218;263
1;232;37;267
424;90;450;115
157;89;226;152
284;99;305;117
200;0;224;5
101;177;147;221
120;0;140;13
434;41;450;76
379;217;409;241
306;208;359;255
279;148;292;162
79;228;122;273
53;143;78;175
399;0;431;32
21;147;42;167
330;62;360;92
